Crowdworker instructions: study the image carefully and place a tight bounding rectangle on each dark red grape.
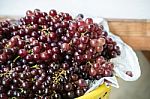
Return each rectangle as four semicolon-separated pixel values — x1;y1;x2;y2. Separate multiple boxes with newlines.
90;39;98;47
78;79;87;87
49;9;57;16
40;52;49;60
89;67;97;77
64;83;73;91
126;71;133;77
32;46;41;54
18;49;28;57
26;10;34;16
85;18;93;24
76;89;84;97
61;43;70;51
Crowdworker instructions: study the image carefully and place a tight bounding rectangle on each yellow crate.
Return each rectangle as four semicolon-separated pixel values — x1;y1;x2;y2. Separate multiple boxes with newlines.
76;84;111;99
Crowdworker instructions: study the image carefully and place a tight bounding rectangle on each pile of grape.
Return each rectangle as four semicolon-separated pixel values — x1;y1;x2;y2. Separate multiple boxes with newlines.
0;9;120;99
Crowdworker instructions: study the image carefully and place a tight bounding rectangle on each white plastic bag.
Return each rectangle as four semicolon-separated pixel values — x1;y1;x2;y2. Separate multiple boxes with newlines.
85;17;141;93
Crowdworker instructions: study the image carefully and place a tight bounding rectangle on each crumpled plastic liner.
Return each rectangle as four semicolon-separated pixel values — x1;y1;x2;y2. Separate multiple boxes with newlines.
85;17;141;94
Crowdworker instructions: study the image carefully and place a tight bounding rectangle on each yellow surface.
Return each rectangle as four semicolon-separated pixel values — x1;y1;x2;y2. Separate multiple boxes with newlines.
76;84;111;99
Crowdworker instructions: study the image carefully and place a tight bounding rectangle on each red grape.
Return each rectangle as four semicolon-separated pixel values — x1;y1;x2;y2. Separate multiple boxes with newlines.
18;49;28;57
89;67;97;76
49;9;57;16
85;18;93;24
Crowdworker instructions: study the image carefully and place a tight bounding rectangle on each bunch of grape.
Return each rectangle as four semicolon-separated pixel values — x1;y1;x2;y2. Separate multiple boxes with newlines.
0;9;120;99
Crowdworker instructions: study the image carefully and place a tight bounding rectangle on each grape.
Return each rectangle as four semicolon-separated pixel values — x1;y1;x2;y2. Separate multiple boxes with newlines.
78;26;86;33
71;74;79;81
77;20;85;27
80;36;89;44
85;18;93;24
22;82;30;89
32;46;41;54
67;91;75;98
49;9;57;17
26;10;34;17
40;52;49;60
52;47;60;54
52;93;61;99
0;9;120;99
97;67;105;75
93;63;100;69
96;56;106;64
18;49;28;57
96;46;103;52
64;83;73;91
0;93;8;99
78;79;87;87
97;38;105;46
126;71;133;77
104;69;112;77
76;89;84;97
0;53;7;62
62;62;69;70
89;67;97;77
90;39;98;47
52;54;59;61
61;43;70;51
76;14;84;19
25;54;33;62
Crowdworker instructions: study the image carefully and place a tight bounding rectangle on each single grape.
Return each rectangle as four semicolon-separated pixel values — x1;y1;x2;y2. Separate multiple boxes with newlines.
85;18;93;24
40;52;49;60
64;83;73;91
26;10;34;16
49;9;57;16
126;71;133;77
89;67;97;77
61;43;70;51
90;39;98;47
78;79;87;88
76;89;84;97
18;49;28;57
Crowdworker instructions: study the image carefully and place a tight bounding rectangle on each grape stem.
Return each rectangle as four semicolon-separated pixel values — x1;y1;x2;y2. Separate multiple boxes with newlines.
28;49;33;54
12;97;17;99
42;29;50;35
13;56;20;63
69;40;73;45
53;68;66;84
0;69;14;77
81;32;86;36
35;94;42;98
4;44;10;48
31;64;40;69
87;61;93;67
51;91;56;97
18;88;24;93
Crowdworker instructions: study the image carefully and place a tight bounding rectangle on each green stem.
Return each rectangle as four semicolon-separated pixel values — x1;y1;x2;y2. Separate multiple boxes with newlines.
53;69;66;84
13;56;20;63
42;29;50;35
31;64;39;69
5;44;10;48
18;88;24;93
12;97;17;99
87;61;93;67
28;49;32;54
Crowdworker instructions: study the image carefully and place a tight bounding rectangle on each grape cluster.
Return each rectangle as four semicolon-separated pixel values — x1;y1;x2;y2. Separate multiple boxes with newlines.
0;9;120;99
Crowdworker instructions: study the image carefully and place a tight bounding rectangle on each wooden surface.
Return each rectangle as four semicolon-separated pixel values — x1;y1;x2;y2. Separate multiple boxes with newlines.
107;19;150;51
0;16;150;51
